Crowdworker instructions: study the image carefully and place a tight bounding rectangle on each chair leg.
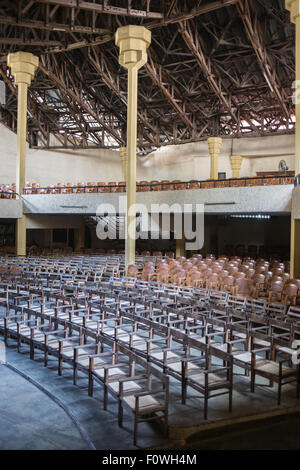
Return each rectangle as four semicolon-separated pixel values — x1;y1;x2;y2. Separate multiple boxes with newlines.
30;341;34;360
181;379;187;404
133;414;138;446
118;400;123;427
164;409;169;437
73;364;77;385
44;349;48;367
278;382;281;406
88;372;93;397
104;385;108;410
251;371;255;393
204;392;208;420
58;356;62;376
229;388;233;413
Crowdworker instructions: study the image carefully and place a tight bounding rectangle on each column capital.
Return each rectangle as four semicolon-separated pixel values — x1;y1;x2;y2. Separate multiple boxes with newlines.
230;155;243;166
7;51;39;86
115;25;151;70
207;137;222;153
230;155;243;178
286;0;300;22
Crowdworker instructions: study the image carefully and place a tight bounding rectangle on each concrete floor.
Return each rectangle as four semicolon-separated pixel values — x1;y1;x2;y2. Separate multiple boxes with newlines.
2;339;300;450
0;345;168;450
185;416;300;450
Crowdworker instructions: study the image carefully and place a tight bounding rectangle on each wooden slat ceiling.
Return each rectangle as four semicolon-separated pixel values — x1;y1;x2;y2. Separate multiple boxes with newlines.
0;0;295;153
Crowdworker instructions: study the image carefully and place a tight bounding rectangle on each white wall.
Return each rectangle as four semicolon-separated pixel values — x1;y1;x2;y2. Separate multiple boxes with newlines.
0;123;296;185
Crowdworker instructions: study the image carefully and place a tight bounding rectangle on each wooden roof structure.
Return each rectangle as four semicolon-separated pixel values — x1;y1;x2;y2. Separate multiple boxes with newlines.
0;0;295;153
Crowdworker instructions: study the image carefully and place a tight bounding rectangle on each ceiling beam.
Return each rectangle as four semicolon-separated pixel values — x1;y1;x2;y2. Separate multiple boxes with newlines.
87;46;161;142
0;15;109;35
36;0;163;18
178;20;238;123
236;0;290;119
147;0;239;29
39;57;123;144
144;55;196;130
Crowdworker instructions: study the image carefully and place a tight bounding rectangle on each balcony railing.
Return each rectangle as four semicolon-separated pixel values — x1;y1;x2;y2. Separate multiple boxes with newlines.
0;174;295;198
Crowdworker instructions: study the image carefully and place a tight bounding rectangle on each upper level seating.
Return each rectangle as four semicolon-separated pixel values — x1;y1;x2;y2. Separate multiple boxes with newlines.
0;174;294;198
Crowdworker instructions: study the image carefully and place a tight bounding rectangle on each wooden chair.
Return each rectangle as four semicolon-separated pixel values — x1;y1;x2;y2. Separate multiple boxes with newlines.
86;182;97;193
251;346;300;405
116;182;126;193
137;181;151;192
108;182;118;193
172;180;186;190
97;182;106;193
189;180;200;189
150;180;162;191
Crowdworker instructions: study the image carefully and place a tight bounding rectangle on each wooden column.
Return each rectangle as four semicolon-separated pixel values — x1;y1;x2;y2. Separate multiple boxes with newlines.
230;156;243;178
119;147;127;182
7;52;38;256
286;1;300;275
115;26;151;271
207;137;222;180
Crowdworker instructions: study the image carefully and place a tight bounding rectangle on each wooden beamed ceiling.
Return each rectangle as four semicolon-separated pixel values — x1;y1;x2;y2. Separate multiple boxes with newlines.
0;0;295;152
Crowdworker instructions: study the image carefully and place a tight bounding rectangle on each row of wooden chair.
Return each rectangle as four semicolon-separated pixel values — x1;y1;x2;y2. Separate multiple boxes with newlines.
0;174;294;197
1;277;300;421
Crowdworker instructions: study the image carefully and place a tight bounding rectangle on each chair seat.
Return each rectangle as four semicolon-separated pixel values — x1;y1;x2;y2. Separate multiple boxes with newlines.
94;366;126;380
108;380;142;394
123;394;160;412
188;372;227;386
233;351;252;364
255;360;295;376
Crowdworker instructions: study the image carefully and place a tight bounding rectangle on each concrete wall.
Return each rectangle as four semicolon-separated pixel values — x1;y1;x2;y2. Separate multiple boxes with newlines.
21;184;293;216
0;123;296;184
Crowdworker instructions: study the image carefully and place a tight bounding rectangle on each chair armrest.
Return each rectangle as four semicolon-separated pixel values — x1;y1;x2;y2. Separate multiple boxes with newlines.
118;374;147;383
103;362;128;370
44;329;65;336
251;347;270;354
134;389;163;398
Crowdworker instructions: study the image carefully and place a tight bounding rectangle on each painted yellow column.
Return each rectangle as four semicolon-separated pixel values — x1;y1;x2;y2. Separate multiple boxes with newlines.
7;52;38;256
230;156;243;178
115;26;151;270
286;1;300;276
290;219;300;277
119;147;127;182
286;1;300;175
207;137;222;180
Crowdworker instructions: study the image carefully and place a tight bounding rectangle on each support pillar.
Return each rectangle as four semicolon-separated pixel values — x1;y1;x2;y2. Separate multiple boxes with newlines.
230;156;243;178
290;219;300;277
286;1;300;175
176;237;186;258
74;223;85;252
119;147;127;182
115;26;151;271
207;137;222;180
286;1;300;275
7;52;38;256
